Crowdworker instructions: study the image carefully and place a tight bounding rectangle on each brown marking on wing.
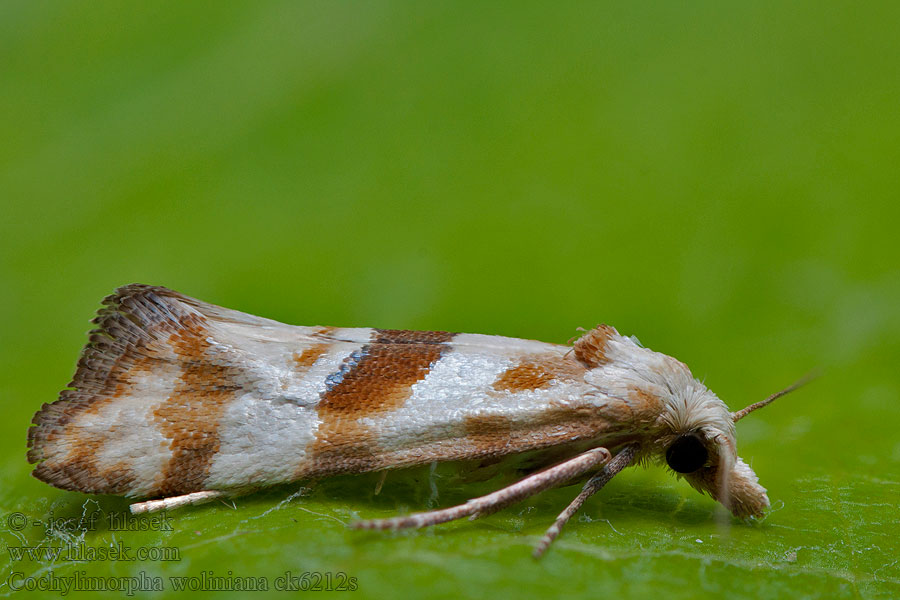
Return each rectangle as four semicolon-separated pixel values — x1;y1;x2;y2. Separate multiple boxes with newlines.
316;329;455;417
372;329;455;344
47;429;103;492
292;328;337;375
627;386;665;421
461;388;660;463
573;324;617;368
464;414;514;453
310;326;336;339
293;343;331;370
100;461;138;492
152;315;240;496
346;399;644;472
32;428;138;495
301;420;388;476
492;354;585;393
300;329;455;477
492;363;554;392
460;405;613;458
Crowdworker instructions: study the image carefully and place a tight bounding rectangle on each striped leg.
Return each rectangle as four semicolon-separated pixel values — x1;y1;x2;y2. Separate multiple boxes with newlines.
532;444;638;558
130;490;227;514
350;447;611;531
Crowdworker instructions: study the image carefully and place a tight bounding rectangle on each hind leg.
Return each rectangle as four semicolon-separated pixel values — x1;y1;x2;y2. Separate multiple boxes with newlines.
130;490;227;514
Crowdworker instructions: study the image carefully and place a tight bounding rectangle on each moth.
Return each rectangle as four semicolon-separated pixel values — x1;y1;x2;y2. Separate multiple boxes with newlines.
28;284;806;557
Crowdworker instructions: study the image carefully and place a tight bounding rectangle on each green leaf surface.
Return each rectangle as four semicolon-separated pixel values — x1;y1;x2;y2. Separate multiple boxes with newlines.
1;1;898;599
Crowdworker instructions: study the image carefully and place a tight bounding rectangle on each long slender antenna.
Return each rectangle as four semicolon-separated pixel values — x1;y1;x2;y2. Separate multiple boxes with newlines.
731;370;820;422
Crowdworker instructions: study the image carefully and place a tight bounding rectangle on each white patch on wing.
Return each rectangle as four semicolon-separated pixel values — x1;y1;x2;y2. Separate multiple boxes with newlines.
205;338;368;487
206;391;320;488
202;320;373;405
450;332;561;356
203;320;325;366
323;327;377;344
83;365;180;497
363;341;594;453
358;350;511;450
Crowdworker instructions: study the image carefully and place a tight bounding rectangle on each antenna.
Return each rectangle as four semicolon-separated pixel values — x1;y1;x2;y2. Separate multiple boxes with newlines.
731;370;821;422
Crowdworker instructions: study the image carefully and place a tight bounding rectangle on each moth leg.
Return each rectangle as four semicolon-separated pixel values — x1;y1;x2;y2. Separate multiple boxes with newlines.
374;471;388;496
351;447;612;531
129;490;227;514
533;444;638;558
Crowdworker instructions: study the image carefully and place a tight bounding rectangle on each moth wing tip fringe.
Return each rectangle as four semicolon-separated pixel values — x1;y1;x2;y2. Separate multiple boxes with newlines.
27;284;210;494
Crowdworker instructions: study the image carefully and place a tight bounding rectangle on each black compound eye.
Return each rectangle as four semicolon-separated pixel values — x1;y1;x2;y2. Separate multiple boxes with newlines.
665;433;709;474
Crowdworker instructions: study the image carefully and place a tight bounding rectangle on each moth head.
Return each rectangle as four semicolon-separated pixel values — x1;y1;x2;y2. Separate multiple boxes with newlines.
575;324;811;519
655;372;815;519
650;374;766;519
663;430;769;519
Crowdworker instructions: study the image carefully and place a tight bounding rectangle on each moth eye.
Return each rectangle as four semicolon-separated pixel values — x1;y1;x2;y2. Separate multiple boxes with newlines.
665;432;709;474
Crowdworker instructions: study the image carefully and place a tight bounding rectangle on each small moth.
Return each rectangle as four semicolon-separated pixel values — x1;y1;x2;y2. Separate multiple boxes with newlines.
28;285;806;556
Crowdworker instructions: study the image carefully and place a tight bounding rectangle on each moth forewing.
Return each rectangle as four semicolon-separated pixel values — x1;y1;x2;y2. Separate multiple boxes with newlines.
28;284;799;557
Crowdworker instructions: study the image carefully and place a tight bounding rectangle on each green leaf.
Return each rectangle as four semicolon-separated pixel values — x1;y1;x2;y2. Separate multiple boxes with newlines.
1;1;898;598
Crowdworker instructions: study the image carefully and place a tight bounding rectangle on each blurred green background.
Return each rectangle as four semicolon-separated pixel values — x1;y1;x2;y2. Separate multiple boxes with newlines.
1;1;898;598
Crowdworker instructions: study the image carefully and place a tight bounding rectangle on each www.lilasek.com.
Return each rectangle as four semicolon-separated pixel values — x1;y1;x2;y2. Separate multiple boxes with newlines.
8;540;180;563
